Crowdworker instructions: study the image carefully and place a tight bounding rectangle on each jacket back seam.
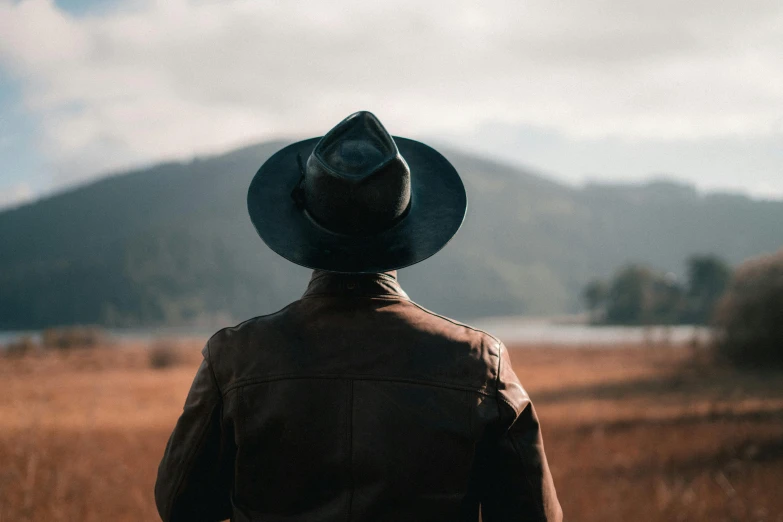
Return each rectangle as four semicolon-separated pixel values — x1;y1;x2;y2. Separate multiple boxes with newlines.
220;374;496;398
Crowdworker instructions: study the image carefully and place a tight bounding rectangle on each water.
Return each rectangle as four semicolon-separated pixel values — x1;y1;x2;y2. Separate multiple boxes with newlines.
0;319;712;349
0;330;42;345
0;326;215;349
471;317;712;346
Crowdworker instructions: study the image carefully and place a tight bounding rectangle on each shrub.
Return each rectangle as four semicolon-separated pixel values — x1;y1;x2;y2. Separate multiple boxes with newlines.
148;341;180;369
713;249;783;367
41;327;106;350
4;336;37;357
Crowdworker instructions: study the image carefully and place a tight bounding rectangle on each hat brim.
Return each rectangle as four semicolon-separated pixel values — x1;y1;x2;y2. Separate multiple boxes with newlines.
247;137;467;273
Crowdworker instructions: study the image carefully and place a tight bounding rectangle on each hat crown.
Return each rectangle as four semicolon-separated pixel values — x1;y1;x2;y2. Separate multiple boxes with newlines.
318;112;396;175
302;112;411;236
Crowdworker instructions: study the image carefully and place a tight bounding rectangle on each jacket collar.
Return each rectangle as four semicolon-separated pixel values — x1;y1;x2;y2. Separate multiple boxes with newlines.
302;270;409;300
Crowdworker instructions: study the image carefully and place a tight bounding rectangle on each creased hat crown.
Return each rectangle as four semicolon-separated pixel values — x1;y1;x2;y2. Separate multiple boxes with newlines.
301;111;411;236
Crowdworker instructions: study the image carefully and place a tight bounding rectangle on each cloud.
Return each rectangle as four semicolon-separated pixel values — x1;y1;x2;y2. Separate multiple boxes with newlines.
0;182;34;208
0;0;782;189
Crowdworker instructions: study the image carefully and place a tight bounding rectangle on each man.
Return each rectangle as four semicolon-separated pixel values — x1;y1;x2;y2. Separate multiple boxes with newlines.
155;111;562;521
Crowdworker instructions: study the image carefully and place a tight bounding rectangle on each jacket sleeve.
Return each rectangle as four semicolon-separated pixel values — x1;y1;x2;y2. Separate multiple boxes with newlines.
155;342;234;522
478;342;563;522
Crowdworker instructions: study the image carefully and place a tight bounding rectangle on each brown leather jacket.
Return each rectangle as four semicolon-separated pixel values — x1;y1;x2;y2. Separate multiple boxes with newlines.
155;271;562;522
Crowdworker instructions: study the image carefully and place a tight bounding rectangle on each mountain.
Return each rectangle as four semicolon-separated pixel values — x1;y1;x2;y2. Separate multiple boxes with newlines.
1;142;782;329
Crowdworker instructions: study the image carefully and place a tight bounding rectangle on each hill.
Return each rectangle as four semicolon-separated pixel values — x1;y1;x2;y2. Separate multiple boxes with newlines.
1;142;782;328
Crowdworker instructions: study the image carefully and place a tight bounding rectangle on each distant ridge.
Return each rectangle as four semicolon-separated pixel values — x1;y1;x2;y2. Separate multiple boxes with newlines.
1;141;782;329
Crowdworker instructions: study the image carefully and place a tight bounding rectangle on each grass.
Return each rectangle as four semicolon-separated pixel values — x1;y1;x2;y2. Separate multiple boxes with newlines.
1;341;782;521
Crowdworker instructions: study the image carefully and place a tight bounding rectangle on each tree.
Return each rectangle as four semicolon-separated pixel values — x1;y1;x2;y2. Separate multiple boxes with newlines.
585;256;732;326
604;265;685;325
582;280;608;323
648;272;685;324
685;255;732;323
593;265;685;325
713;249;783;367
605;266;650;324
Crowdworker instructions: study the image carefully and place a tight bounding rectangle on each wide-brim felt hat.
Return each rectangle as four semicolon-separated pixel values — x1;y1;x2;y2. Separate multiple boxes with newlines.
247;111;467;273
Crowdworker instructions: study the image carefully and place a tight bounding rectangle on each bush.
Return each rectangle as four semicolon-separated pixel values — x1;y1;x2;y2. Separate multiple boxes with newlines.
4;336;37;357
148;341;181;369
42;327;106;350
713;249;783;367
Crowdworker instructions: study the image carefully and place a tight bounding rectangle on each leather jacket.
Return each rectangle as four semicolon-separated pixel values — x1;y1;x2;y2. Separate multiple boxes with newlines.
155;270;562;522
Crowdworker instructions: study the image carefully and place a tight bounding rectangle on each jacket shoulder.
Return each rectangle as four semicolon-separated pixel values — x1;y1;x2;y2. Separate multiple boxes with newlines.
201;303;297;364
404;301;530;412
404;300;503;348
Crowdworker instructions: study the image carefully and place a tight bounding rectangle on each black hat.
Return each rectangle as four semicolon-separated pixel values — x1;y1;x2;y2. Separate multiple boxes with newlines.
247;111;467;273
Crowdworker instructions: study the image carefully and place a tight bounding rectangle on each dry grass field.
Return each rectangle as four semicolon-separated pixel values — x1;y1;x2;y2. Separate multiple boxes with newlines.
1;340;782;522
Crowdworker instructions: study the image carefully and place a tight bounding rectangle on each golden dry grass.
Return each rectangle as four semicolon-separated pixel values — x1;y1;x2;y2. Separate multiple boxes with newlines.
1;341;782;521
515;346;783;522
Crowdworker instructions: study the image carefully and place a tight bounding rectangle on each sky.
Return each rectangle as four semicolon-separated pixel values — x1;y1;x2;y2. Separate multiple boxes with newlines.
0;0;781;209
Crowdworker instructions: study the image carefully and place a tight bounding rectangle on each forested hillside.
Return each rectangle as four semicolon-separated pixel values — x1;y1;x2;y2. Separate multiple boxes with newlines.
1;141;782;328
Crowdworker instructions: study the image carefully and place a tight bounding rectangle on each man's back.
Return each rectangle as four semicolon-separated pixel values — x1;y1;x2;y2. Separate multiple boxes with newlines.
155;271;562;522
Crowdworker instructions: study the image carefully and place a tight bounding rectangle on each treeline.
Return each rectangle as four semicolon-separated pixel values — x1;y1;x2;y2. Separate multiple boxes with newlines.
585;250;783;368
583;255;732;325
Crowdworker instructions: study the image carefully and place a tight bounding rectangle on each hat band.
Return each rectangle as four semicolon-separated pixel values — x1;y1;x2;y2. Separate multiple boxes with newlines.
298;191;412;238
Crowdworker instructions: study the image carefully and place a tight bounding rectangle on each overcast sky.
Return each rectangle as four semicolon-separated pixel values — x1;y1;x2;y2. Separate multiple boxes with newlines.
1;0;781;209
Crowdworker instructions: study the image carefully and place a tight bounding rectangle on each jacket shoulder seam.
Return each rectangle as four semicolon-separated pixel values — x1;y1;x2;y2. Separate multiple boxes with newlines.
497;386;523;417
208;302;299;343
203;337;223;397
404;300;502;346
495;342;507;419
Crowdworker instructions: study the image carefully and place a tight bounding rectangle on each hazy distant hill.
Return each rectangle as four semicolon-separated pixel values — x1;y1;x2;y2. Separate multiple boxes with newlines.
1;141;782;329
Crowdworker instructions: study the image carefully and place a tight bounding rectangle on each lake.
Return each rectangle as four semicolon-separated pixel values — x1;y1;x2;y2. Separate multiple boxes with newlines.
472;317;711;346
0;318;712;349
